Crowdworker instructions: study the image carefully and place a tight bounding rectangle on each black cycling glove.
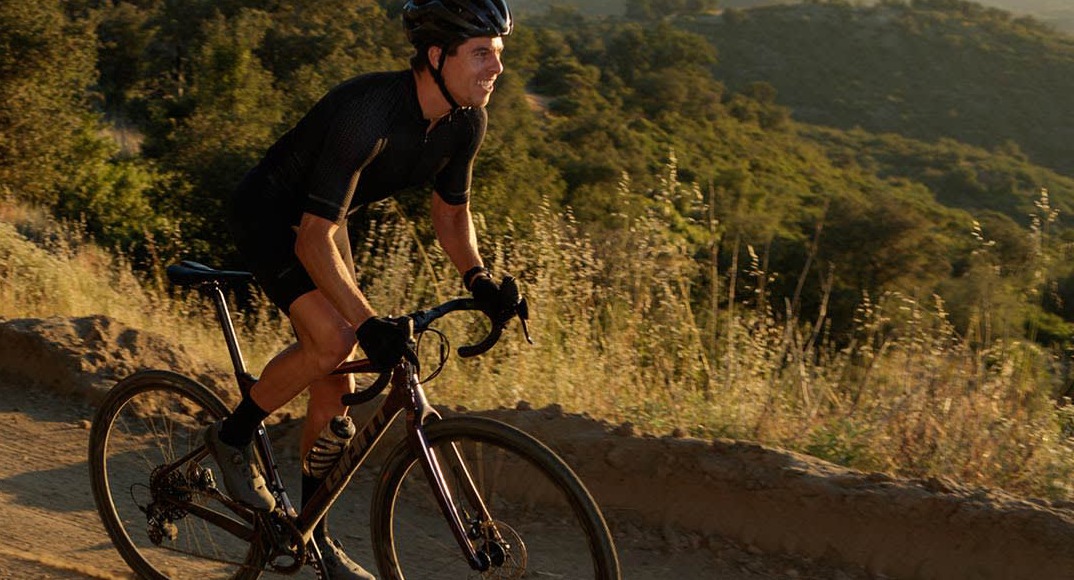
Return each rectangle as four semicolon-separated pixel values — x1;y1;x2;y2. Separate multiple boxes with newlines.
355;316;412;371
466;269;521;325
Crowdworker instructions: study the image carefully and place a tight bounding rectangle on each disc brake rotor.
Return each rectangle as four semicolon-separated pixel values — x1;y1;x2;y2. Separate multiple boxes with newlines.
476;521;526;579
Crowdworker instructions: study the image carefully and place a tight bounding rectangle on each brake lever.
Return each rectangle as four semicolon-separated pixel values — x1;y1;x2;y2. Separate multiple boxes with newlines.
518;297;534;345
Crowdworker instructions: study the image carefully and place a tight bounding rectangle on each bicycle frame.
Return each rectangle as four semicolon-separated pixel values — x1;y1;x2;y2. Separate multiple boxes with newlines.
201;280;499;573
313;359;497;571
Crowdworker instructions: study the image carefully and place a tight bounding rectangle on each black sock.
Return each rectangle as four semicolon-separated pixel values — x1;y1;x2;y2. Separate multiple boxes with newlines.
218;395;269;448
302;472;331;539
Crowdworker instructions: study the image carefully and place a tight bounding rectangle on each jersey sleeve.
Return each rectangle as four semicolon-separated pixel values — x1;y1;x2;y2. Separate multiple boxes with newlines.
433;108;487;206
303;97;387;224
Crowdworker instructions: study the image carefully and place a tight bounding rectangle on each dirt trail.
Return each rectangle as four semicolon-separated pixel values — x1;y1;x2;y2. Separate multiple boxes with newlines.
0;375;866;580
1;315;1073;579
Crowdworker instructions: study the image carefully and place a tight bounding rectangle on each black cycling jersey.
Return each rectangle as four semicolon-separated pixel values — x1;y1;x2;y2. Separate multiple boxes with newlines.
226;69;487;313
232;69;486;229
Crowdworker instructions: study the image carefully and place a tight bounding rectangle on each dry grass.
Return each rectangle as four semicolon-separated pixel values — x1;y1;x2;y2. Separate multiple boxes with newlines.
0;198;293;376
3;189;1073;501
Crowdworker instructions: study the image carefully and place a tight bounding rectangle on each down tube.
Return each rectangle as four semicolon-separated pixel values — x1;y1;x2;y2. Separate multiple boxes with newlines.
298;392;404;536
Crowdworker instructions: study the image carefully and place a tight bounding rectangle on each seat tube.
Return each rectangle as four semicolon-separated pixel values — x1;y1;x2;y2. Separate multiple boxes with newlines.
207;283;248;377
206;284;291;508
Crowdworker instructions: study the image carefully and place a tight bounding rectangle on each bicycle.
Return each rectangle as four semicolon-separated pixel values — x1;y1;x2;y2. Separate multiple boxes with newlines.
88;260;621;579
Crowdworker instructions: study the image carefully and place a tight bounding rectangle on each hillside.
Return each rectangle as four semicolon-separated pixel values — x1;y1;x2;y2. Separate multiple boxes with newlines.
508;0;797;15
977;0;1074;33
513;0;1074;33
684;1;1074;176
9;1;1074;515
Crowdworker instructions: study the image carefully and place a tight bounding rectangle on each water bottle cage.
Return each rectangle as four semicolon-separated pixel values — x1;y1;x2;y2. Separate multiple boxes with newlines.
302;415;356;478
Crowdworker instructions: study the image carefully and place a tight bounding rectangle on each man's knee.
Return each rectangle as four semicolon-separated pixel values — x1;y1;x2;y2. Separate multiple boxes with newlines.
307;326;357;375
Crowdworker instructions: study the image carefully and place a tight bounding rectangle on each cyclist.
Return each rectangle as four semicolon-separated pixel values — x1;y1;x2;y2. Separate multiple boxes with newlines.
203;0;517;577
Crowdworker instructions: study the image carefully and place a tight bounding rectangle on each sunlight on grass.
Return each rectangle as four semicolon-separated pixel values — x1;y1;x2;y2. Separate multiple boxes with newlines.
0;199;293;377
3;193;1073;501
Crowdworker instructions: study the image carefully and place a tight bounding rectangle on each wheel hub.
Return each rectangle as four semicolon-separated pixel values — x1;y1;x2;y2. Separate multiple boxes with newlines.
144;466;193;545
473;520;526;578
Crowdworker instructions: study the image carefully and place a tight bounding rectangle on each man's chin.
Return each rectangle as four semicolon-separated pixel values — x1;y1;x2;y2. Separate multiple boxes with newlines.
465;96;492;108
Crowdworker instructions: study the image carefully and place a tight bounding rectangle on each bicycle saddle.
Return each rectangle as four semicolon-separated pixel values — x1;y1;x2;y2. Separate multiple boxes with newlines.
166;260;254;287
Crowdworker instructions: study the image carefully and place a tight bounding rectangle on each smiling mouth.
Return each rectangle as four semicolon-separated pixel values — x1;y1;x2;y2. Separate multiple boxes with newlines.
478;79;496;92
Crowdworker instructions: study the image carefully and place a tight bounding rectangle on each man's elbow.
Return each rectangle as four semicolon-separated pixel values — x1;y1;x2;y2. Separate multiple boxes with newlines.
448;205;474;229
294;233;315;264
294;214;335;262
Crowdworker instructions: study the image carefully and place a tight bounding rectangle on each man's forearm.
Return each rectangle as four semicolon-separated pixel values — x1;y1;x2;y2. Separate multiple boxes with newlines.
432;196;483;277
295;214;376;326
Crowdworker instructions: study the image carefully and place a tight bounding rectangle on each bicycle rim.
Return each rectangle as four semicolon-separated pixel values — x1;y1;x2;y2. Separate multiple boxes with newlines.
371;416;620;579
88;370;264;580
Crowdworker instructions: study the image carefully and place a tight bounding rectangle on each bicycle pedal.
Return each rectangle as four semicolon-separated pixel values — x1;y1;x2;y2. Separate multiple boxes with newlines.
161;521;179;542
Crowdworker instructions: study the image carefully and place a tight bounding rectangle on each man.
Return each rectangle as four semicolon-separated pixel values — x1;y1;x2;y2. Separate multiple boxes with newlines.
203;0;517;577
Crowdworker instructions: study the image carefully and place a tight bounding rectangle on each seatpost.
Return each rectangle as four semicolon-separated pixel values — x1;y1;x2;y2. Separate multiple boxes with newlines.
206;281;294;514
207;282;249;377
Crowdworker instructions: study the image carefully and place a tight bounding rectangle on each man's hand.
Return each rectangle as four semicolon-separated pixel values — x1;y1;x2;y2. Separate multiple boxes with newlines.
468;271;521;325
355;317;412;371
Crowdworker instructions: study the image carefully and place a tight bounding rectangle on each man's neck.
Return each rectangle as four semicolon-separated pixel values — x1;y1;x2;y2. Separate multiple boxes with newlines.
413;69;452;122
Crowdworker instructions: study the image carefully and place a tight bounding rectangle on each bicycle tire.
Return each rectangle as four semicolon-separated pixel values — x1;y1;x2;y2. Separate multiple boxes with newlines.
370;416;621;579
88;370;266;579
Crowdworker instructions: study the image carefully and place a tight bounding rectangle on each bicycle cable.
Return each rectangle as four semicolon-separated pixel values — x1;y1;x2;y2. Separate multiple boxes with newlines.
414;327;449;383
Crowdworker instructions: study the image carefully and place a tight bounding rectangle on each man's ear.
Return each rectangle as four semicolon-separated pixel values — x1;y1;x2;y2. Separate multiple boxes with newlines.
427;45;443;71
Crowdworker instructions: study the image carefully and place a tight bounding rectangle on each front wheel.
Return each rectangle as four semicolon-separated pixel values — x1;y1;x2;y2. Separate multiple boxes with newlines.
370;416;620;579
88;370;265;579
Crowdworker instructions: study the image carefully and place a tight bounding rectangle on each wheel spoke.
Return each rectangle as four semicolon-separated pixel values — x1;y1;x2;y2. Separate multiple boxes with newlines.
89;372;266;579
370;417;619;579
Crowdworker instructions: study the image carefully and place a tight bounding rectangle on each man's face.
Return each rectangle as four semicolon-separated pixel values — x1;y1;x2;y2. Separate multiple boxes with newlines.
440;36;505;108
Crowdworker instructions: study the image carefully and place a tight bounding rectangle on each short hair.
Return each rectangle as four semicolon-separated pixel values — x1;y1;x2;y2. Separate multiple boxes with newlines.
410;41;464;72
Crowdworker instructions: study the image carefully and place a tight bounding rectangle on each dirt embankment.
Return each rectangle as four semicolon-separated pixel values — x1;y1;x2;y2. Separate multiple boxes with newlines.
3;314;1074;579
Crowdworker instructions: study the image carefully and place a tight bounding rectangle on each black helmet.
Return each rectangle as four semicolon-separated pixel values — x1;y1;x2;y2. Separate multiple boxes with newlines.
403;0;513;47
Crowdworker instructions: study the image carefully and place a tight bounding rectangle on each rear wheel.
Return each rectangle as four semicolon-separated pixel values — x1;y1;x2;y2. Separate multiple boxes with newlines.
370;416;620;579
88;370;265;579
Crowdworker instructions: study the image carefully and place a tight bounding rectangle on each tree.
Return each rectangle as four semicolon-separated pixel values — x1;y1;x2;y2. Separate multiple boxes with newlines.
260;0;405;117
57;121;175;252
626;0;719;21
95;1;155;114
154;9;285;257
820;189;952;296
0;0;97;204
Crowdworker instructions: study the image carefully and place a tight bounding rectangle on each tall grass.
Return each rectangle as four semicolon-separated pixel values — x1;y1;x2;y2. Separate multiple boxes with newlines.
0;198;293;374
3;184;1073;501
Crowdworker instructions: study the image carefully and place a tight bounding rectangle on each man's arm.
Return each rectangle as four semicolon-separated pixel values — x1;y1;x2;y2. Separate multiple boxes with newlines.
295;212;376;327
431;193;484;279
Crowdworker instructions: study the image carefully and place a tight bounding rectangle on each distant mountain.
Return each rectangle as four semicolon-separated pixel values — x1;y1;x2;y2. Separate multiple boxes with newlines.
510;0;1074;34
975;0;1074;33
509;0;801;16
684;1;1074;176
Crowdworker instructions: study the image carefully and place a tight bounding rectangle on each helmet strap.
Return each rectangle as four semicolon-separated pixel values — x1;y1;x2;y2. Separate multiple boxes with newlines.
430;47;461;112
